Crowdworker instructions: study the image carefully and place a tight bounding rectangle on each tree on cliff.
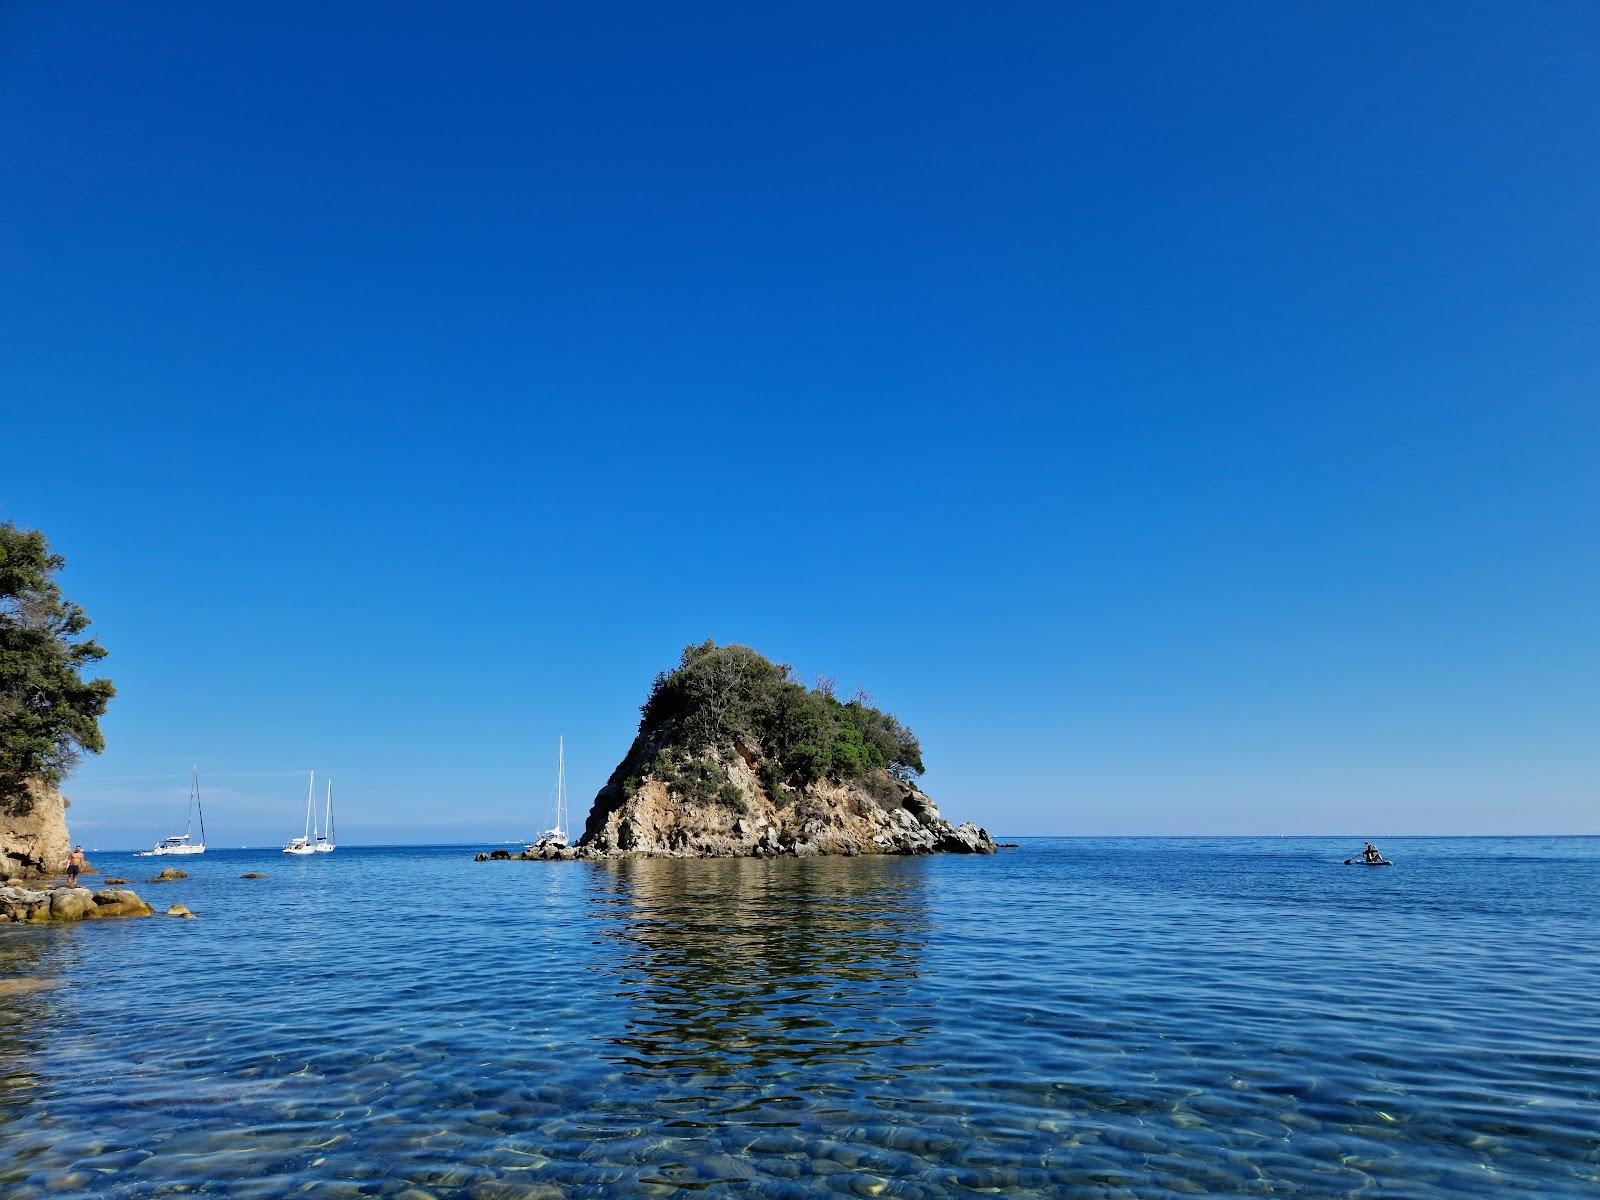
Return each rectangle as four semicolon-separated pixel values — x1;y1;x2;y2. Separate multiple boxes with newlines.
638;641;924;788
0;523;115;815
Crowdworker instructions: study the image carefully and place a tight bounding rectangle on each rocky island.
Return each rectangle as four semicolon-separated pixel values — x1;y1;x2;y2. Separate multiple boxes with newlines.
485;642;995;860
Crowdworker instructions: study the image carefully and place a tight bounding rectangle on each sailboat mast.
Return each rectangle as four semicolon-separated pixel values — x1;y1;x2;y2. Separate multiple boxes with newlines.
194;763;206;846
306;771;315;840
325;779;333;843
558;736;566;832
186;763;197;838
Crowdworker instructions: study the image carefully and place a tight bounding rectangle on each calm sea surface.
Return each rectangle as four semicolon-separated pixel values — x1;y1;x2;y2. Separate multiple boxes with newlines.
1;837;1596;1199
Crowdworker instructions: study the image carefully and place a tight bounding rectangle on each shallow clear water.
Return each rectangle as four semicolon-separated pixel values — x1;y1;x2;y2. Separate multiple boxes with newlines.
2;837;1597;1198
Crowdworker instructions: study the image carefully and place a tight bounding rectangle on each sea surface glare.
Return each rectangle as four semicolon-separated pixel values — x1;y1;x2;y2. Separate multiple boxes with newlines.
1;837;1597;1199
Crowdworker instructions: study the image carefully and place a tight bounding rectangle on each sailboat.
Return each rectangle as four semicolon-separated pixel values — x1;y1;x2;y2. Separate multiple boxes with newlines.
528;737;570;850
135;764;207;856
283;771;317;855
313;778;335;852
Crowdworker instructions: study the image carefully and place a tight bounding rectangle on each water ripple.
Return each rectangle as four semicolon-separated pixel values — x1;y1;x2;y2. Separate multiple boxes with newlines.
1;837;1598;1197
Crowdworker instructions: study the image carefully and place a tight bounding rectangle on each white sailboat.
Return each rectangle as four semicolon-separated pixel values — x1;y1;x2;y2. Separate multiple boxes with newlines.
528;737;570;850
135;764;207;856
283;771;317;855
314;778;335;853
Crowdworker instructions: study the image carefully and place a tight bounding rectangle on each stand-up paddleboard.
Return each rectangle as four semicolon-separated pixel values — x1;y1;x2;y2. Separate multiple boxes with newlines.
1343;858;1393;866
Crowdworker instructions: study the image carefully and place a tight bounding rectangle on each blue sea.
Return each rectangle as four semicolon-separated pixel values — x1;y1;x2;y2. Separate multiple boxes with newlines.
1;837;1596;1198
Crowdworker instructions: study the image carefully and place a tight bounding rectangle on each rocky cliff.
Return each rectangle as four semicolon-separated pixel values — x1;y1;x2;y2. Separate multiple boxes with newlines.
569;643;995;859
580;736;994;858
0;779;71;881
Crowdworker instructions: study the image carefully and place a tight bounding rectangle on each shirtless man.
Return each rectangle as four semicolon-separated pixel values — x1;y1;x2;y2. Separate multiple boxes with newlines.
66;845;86;888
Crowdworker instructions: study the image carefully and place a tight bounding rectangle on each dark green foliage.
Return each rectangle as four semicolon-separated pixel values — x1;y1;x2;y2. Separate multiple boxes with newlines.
639;641;924;789
0;524;115;814
648;747;749;812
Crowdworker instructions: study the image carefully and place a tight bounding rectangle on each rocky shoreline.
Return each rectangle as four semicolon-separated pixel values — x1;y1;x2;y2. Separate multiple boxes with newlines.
0;885;155;923
477;786;995;863
476;826;994;863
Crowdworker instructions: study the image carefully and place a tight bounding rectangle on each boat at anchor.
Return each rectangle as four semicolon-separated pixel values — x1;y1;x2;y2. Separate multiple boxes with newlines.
526;737;570;851
283;771;319;855
314;778;335;853
135;764;207;856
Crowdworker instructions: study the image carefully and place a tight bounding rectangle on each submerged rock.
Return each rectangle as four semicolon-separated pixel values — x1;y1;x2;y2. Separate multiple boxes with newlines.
146;868;188;883
165;904;196;919
240;873;269;880
0;884;154;922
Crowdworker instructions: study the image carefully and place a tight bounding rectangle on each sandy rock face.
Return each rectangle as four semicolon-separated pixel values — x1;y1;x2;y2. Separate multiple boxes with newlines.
579;736;996;860
0;779;71;881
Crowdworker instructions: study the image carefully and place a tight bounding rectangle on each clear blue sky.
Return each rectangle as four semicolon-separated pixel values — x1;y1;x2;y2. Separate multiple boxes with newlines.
4;2;1596;845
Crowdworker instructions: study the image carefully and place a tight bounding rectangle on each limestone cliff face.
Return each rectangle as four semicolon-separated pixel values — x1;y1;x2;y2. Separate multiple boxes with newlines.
580;731;995;859
1;779;71;881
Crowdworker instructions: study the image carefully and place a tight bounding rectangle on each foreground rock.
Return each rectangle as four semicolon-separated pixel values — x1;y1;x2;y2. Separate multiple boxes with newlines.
0;779;71;880
0;885;155;923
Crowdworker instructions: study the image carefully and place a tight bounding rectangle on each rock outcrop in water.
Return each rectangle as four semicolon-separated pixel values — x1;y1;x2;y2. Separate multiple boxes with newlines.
571;643;995;859
0;885;154;923
0;779;71;881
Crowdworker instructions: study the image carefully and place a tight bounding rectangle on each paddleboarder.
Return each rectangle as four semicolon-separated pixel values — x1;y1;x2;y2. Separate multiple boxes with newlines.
1360;841;1383;864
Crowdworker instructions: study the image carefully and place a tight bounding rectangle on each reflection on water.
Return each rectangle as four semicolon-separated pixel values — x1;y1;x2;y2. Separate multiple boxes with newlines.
0;929;65;1117
595;856;929;1080
0;839;1597;1198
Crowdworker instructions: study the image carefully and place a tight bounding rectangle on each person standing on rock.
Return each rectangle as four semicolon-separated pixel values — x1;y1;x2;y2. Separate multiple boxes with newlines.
67;845;86;888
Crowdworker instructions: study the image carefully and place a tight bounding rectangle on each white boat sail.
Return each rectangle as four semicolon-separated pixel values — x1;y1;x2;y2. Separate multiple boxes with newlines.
283;771;318;855
313;778;335;853
136;764;207;856
528;737;570;850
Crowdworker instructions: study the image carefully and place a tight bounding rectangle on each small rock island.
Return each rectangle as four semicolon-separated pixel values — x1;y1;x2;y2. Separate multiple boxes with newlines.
486;642;995;860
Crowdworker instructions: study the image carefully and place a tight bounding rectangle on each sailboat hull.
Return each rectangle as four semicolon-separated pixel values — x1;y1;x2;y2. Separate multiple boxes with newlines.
136;844;206;857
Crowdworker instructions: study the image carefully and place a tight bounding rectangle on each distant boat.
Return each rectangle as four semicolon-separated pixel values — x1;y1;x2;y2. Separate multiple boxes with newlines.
527;737;570;850
283;771;318;855
135;764;207;856
313;778;335;853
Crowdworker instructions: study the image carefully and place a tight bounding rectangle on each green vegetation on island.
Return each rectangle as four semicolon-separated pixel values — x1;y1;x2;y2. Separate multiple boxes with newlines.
0;523;115;815
624;641;925;808
575;641;994;858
